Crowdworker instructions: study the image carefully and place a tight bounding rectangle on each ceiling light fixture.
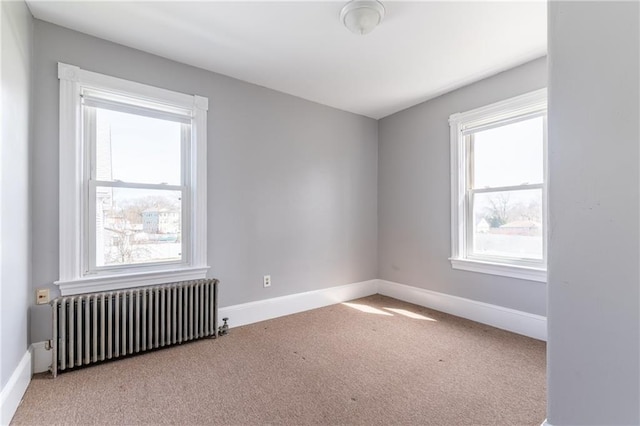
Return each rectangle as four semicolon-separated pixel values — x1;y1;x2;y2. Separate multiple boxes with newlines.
340;0;385;35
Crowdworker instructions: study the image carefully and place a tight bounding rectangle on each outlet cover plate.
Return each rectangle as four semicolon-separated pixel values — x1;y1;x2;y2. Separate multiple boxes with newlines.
36;288;50;305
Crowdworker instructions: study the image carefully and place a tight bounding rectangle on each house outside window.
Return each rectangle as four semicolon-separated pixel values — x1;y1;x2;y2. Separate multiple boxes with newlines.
449;89;547;282
56;63;209;295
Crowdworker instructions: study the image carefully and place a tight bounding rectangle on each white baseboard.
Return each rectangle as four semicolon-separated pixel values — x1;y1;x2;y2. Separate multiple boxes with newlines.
217;279;546;341
0;350;31;426
376;280;547;341
30;342;50;374
219;279;378;329
541;419;552;426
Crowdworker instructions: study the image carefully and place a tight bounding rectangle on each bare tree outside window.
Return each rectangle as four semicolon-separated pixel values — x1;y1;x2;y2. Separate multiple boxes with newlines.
486;192;511;228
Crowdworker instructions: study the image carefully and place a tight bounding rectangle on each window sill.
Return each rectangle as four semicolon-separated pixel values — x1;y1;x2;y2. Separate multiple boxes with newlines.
55;266;210;296
450;258;546;283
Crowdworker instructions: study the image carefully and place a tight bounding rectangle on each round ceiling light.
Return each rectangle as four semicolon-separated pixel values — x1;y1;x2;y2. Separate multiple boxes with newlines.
340;0;385;35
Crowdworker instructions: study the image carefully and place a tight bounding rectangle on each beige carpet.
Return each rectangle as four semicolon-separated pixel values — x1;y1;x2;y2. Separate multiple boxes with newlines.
12;295;546;425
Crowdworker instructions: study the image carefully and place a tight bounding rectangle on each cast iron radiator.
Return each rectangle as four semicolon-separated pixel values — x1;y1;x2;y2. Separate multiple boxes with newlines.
50;278;218;377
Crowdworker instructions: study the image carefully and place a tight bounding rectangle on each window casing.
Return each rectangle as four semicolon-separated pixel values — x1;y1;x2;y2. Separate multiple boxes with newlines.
57;63;209;295
449;89;547;282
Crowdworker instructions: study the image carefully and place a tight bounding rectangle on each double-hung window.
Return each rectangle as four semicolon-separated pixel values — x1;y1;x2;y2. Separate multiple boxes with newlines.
449;89;547;282
57;63;209;295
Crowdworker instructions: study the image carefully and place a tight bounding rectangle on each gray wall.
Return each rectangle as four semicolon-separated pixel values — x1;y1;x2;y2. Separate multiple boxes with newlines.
0;0;32;389
547;2;639;424
378;57;547;316
30;21;378;343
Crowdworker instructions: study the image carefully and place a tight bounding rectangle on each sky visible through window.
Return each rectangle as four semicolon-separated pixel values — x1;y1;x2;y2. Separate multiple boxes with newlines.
473;117;543;189
96;108;182;185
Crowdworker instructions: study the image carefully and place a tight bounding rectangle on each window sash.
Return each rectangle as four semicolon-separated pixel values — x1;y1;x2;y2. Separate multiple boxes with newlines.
461;117;547;267
87;181;188;273
465;187;545;266
465;120;544;191
83;103;191;275
84;105;190;185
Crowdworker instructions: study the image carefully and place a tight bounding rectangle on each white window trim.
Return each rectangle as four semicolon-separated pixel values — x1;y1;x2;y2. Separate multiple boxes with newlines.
56;63;209;295
449;88;547;283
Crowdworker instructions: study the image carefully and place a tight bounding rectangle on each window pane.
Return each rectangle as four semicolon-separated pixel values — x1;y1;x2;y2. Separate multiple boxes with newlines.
471;116;544;189
471;189;543;260
95;108;183;185
96;187;182;267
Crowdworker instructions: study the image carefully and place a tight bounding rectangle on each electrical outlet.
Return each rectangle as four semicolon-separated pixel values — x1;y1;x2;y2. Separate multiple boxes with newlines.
36;288;50;305
263;275;271;288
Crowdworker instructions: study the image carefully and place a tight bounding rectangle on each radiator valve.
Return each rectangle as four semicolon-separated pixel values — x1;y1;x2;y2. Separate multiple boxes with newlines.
219;317;229;336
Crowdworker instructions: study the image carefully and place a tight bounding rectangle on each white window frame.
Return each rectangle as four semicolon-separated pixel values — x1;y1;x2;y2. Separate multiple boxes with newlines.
56;63;209;295
449;89;547;283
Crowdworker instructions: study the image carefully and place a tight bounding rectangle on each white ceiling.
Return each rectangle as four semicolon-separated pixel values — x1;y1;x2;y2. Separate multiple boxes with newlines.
26;1;547;119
